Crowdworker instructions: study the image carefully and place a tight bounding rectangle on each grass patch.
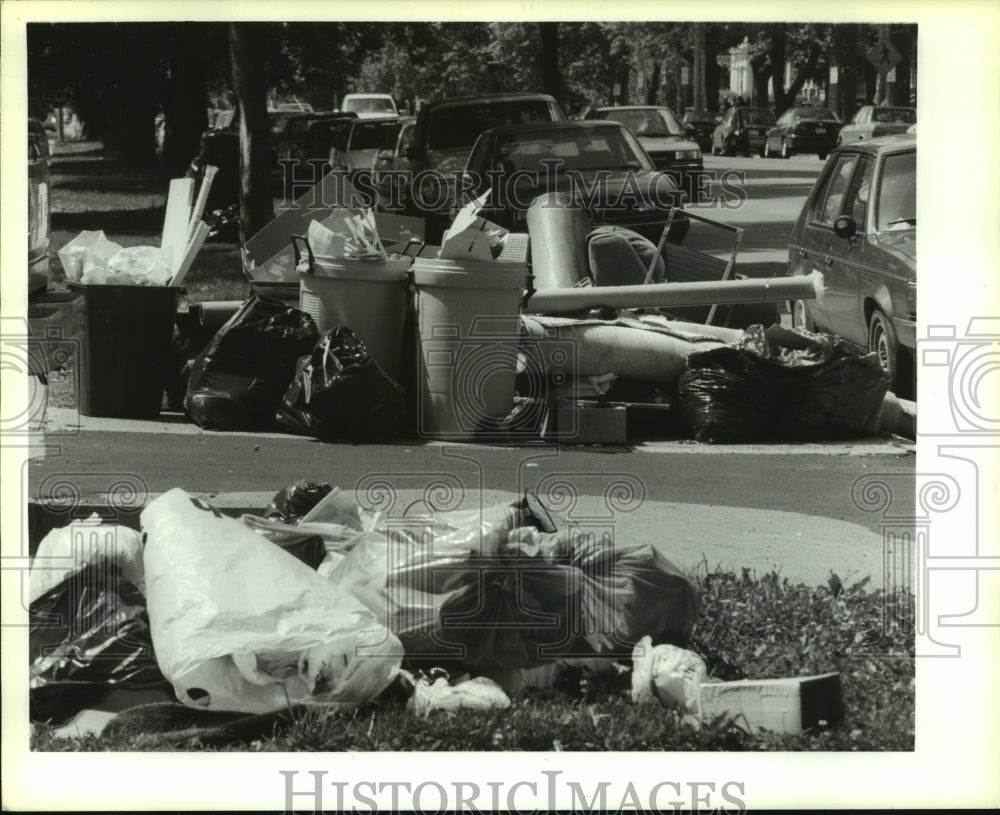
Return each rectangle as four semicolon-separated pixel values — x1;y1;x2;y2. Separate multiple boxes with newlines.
31;567;914;752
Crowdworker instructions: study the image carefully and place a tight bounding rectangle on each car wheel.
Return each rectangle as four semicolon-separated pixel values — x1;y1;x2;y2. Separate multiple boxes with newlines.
869;309;900;390
817;152;827;161
781;139;791;159
763;141;771;158
791;298;815;331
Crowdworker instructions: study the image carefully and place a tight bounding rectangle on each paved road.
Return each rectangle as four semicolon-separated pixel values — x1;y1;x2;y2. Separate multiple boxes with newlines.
683;154;825;280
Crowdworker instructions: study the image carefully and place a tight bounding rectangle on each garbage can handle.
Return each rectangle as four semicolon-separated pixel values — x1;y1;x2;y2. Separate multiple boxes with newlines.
291;234;315;273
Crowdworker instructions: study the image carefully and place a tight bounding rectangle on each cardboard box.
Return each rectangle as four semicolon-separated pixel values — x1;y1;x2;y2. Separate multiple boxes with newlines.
699;672;844;733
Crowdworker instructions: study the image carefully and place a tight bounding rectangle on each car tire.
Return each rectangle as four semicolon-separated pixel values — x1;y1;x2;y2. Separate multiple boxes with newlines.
791;298;815;331
763;141;771;158
781;139;791;159
869;309;900;391
817;152;827;161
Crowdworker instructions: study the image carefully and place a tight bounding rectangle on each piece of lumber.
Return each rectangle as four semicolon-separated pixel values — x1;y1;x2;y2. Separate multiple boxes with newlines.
698;672;843;733
169;221;210;288
161;178;195;272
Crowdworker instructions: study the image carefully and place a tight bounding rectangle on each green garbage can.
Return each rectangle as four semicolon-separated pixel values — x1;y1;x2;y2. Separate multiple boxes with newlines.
72;283;183;418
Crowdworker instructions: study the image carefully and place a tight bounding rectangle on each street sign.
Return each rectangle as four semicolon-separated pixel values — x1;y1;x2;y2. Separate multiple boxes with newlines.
866;41;902;73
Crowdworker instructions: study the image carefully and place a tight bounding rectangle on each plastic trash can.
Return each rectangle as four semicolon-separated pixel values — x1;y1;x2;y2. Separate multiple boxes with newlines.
72;283;183;418
412;257;528;439
294;236;412;382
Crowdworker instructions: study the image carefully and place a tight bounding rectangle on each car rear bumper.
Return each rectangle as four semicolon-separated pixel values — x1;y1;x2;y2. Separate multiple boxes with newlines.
786;134;839;152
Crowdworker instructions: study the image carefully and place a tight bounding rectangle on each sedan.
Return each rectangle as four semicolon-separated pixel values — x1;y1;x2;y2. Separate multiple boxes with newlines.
763;107;842;159
712;106;776;156
460;120;688;244
681;110;720;153
837;105;916;144
785;134;916;396
582;106;703;197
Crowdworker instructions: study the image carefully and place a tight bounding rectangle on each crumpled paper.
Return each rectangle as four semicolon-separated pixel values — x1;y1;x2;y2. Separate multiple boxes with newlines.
406;673;511;717
141;488;403;714
630;635;706;722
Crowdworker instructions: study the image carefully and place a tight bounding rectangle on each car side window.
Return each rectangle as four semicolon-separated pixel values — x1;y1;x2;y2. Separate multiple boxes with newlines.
845;156;874;230
811;153;859;224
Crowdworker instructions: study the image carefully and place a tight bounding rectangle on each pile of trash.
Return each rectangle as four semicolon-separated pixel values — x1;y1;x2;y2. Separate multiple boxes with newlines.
29;483;703;734
59;169;217;288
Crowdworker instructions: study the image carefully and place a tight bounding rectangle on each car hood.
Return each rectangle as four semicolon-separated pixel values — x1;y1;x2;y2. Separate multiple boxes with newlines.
877;230;916;261
520;169;682;209
637;134;701;152
872;230;917;276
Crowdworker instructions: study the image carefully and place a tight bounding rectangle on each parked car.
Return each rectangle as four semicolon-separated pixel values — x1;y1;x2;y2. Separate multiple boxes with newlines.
837;106;917;144
295;116;358;175
581;105;703;197
460;120;689;244
29;118;51;293
341;93;399;119
785;134;916;395
273;111;342;163
401;92;565;240
371;116;417;211
681;110;720;153
329;116;403;176
763;107;842;159
711;106;776;156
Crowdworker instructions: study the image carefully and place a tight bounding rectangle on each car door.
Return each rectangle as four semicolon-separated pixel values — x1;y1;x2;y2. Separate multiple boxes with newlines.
794;151;860;330
823;154;874;344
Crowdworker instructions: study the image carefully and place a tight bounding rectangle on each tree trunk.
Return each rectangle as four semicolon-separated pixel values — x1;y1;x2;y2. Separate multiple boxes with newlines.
646;59;661;105
703;56;720;111
768;26;788;114
538;23;562;106
229;23;273;244
783;43;822;109
115;24;157;165
163;23;209;179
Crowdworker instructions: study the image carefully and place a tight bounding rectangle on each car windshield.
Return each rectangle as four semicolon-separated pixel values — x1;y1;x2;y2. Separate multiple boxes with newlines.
493;127;652;175
873;107;917;124
741;109;776;126
595;108;685;137
428;101;555;151
348;121;401;151
345;98;395;113
876;150;916;231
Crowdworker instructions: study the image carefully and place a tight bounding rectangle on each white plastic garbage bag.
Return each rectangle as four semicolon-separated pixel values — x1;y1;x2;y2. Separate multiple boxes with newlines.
29;514;145;604
141;488;403;714
57;230;123;282
105;245;174;286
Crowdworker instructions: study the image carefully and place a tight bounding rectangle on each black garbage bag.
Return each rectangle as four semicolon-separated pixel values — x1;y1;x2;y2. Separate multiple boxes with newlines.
30;563;167;724
677;324;891;443
185;295;318;431
331;512;701;672
276;327;406;439
266;480;334;523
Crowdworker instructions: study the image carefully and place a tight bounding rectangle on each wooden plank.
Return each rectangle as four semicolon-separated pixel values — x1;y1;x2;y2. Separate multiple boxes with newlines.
161;177;195;272
699;673;844;733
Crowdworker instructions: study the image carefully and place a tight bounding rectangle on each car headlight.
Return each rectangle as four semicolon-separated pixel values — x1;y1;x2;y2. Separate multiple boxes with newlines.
675;150;701;160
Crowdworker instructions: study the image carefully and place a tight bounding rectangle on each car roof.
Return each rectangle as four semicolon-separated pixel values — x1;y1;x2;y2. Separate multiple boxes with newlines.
832;132;916;156
421;92;558;113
